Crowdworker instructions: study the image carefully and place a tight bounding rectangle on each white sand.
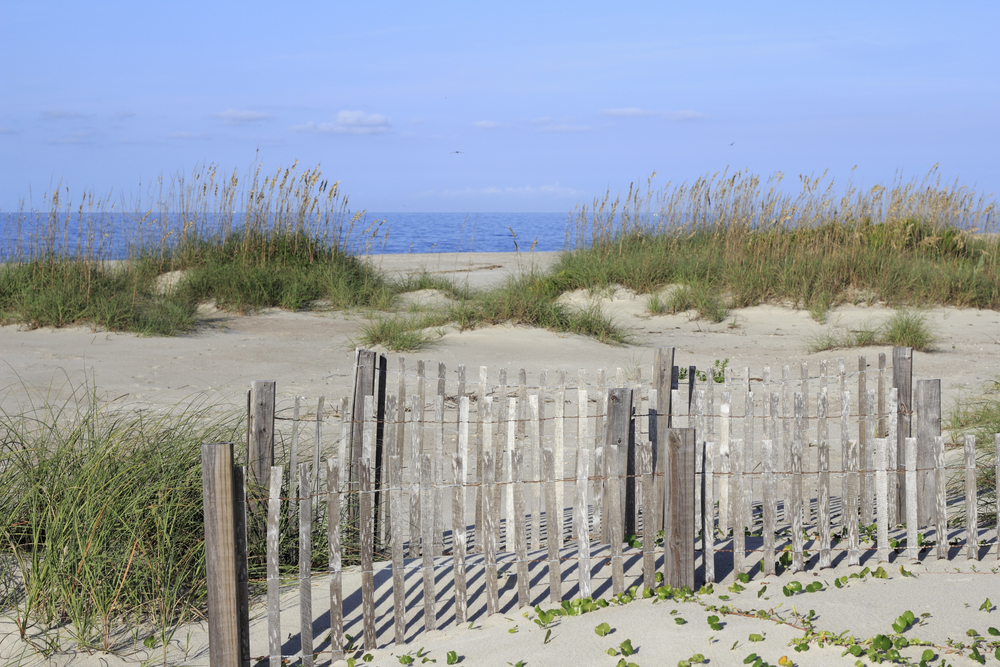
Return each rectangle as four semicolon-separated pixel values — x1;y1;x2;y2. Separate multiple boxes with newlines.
2;251;999;666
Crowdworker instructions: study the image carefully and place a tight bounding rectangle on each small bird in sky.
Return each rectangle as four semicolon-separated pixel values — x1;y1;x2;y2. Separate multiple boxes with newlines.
451;150;464;154
729;142;735;146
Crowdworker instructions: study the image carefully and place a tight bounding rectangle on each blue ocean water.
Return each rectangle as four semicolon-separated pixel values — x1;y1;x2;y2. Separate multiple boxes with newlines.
0;211;574;259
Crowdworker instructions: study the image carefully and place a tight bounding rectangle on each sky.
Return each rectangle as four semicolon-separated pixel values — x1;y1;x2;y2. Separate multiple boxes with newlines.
1;1;998;214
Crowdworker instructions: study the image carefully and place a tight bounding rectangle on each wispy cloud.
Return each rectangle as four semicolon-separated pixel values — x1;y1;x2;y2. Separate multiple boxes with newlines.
167;131;211;140
601;108;708;122
473;118;592;133
214;109;274;126
0;127;13;135
46;130;99;144
601;107;657;117
41;110;88;120
291;110;391;135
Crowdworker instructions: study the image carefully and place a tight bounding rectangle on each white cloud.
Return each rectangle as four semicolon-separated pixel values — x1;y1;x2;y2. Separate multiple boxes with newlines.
473;118;591;132
601;107;657;117
601;107;709;122
41;110;88;120
167;131;211;140
291;110;391;135
215;109;274;125
46;130;98;144
536;123;593;133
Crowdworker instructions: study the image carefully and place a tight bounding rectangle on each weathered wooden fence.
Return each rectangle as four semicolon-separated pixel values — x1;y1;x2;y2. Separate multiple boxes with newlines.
201;347;1000;666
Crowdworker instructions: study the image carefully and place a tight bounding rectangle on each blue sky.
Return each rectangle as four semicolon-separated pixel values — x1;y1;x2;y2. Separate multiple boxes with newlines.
1;1;997;213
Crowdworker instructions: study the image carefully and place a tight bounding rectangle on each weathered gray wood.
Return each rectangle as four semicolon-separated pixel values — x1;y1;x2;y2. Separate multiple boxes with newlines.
719;391;731;533
518;368;527;437
905;437;918;561
887;388;899;527
457;363;466;403
493;369;507;544
916;380;942;527
664;428;696;590
640;441;656;589
858;356;869;527
555;374;567;544
381;394;397;548
338;398;349;506
744;385;755;531
201;443;242;667
408;394;421;558
248;380;276;512
328;460;345;659
846;438;860;566
482;450;499;615
609;443;624;595
512;447;529;608
575;446;592;599
529;394;542;551
769;392;779;525
543;447;562;602
232;466;250;667
864;389;877;526
878;353;886;438
606;389;634;542
893;347;913;519
388;454;404;646
702;439;716;584
504;398;517;552
791;392;804;573
654;347;674;535
352;350;377;500
762;438;776;576
360;453;376;650
694;390;705;538
475;367;487;553
451;453;468;624
298;462;313;667
965;435;978;561
433;394;445;557
840;390;851;537
934;435;947;560
577;382;591;536
288;396;301;528
782;366;792;527
875;437;889;562
312;396;325;518
817;393;831;569
480;397;494;556
267;466;283;667
732;437;746;576
420;455;436;631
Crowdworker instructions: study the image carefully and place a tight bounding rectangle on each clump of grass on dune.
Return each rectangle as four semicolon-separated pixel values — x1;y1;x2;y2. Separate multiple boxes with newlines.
807;310;935;352
556;168;999;313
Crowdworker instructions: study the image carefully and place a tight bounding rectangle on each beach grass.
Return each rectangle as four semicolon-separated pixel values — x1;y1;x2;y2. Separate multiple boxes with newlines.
807;310;935;352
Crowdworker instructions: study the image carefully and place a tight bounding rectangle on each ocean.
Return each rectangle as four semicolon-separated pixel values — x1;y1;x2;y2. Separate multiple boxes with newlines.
1;211;575;260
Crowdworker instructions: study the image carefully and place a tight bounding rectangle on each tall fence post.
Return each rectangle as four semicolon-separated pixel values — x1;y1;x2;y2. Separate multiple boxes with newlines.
653;347;675;536
915;379;941;527
607;388;636;537
202;442;249;667
892;347;913;519
663;427;695;590
247;380;276;515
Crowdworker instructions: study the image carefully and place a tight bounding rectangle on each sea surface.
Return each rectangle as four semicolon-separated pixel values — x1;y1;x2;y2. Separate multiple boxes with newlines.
1;211;574;259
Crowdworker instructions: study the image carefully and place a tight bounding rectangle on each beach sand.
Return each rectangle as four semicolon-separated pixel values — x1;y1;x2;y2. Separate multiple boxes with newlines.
2;251;999;666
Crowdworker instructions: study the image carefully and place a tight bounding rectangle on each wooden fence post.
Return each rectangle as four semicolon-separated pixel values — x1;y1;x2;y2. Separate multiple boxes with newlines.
663;428;695;590
893;347;913;520
916;379;941;527
654;347;675;535
606;388;635;538
267;466;283;667
248;380;276;514
202;442;246;667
